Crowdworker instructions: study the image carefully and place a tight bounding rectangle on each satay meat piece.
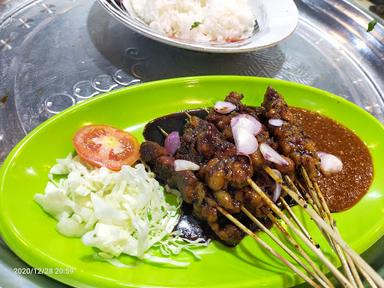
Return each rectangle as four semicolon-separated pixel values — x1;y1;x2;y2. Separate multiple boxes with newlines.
262;87;320;179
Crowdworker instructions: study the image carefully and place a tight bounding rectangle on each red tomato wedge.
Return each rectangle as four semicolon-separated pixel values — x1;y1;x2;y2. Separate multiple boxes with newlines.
73;125;140;171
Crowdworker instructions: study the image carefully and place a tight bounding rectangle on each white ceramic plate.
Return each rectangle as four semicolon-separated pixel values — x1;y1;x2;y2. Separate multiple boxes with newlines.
97;0;299;54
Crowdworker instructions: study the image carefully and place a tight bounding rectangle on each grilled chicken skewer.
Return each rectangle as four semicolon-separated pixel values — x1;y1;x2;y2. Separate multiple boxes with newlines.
141;88;383;287
140;141;333;286
262;88;371;287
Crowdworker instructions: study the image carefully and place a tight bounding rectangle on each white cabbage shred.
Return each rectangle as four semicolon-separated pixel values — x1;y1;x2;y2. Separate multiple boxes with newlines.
35;154;208;265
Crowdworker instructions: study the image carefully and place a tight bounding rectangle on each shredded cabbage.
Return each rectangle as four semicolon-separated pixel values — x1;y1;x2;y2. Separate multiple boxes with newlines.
35;154;208;265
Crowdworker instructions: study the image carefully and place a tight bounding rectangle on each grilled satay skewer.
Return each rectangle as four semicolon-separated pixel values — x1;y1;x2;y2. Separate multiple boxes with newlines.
152;117;340;287
262;87;365;287
144;90;383;287
141;141;333;286
148;117;344;287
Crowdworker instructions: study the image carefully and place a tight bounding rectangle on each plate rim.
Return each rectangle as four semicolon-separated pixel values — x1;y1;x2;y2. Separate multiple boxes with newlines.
0;75;383;288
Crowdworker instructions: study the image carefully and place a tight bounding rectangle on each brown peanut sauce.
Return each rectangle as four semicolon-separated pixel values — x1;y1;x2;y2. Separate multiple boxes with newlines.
290;108;373;212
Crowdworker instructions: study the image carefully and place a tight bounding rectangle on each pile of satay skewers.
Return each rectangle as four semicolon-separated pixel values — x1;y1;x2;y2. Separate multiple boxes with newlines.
141;88;384;287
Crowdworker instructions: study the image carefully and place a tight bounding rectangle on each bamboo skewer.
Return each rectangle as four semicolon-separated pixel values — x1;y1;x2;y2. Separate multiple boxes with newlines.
185;112;193;122
301;168;376;288
288;187;383;287
287;176;322;217
268;170;355;286
286;177;327;235
285;173;368;288
311;183;363;286
292;178;306;195
299;169;357;287
247;177;354;288
242;206;333;288
279;197;313;243
348;256;364;288
269;164;376;287
267;174;384;287
298;185;322;215
286;176;345;279
216;206;321;288
303;172;359;287
311;180;367;288
221;171;381;288
358;265;378;288
157;126;168;137
273;170;369;285
263;210;335;288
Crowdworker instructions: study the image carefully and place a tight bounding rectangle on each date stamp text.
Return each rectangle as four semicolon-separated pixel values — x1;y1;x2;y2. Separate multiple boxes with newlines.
13;267;75;275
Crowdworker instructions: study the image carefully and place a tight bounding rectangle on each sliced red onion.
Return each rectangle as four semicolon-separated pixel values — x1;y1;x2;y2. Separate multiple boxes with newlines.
174;160;200;171
317;152;343;174
260;143;289;166
272;169;282;202
268;119;284;127
214;101;237;114
231;114;262;136
164;131;181;155
232;127;258;155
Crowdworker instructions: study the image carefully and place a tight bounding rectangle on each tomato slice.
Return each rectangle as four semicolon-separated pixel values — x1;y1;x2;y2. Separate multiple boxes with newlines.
73;125;140;171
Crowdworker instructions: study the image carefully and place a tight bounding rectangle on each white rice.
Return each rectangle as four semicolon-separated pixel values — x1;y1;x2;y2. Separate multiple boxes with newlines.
125;0;256;43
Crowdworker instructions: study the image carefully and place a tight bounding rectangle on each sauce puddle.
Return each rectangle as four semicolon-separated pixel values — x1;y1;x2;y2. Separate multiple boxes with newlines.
290;108;373;212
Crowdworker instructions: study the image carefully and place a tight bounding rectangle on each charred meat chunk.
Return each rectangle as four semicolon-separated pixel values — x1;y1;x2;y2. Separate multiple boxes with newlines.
140;141;245;246
262;87;320;179
176;116;237;164
225;91;264;118
209;221;244;247
235;186;266;217
199;156;253;191
140;141;205;204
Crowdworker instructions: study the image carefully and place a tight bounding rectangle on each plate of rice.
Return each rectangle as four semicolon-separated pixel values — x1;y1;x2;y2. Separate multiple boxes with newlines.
98;0;298;53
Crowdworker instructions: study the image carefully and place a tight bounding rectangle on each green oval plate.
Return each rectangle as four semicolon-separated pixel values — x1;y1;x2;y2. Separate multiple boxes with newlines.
1;76;383;288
